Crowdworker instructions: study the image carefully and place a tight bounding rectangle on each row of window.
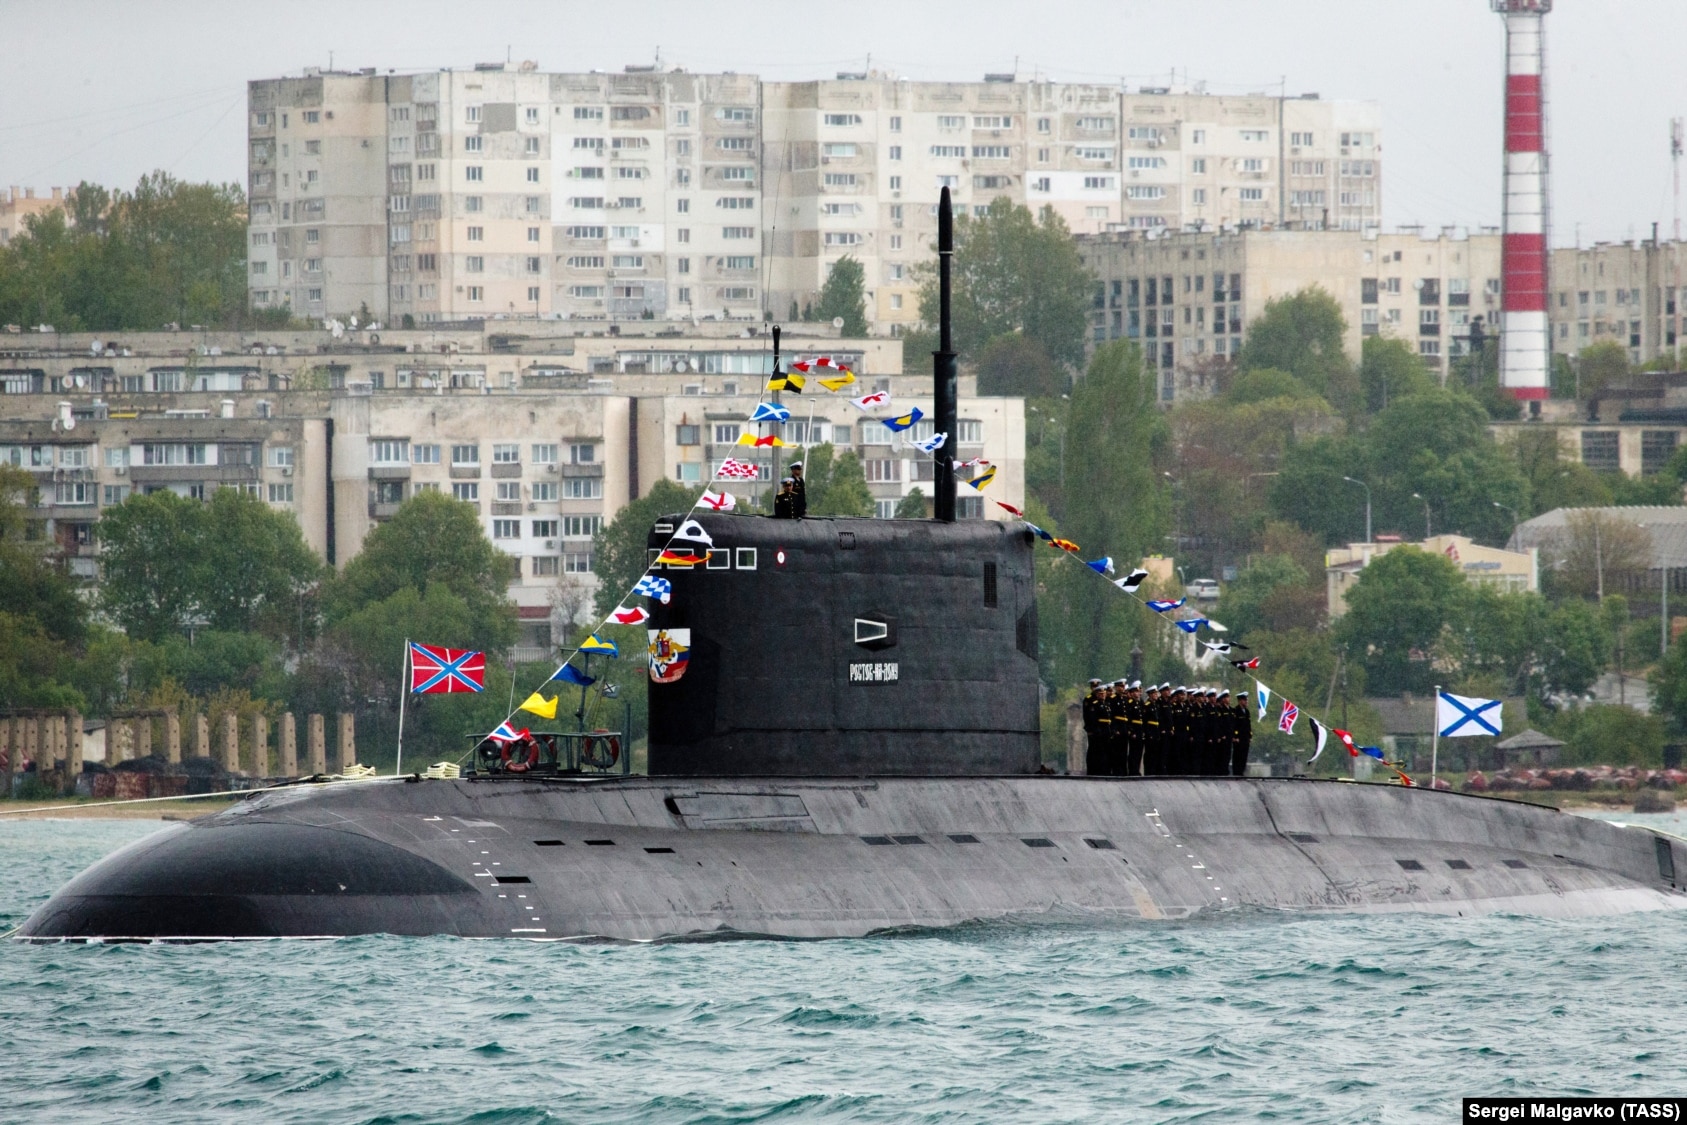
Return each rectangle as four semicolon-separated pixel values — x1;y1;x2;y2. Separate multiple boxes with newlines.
488;517;601;539
447;479;602;501
370;441;595;465
0;443;296;469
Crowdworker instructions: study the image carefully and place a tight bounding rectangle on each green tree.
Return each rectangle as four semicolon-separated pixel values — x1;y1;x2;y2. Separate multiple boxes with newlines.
327;490;514;634
1550;703;1664;767
1363;389;1528;545
1269;434;1367;545
1335;546;1470;694
811;256;868;337
975;332;1064;398
1542;599;1609;696
915;197;1093;368
1037;342;1170;686
1226;367;1318;405
796;442;874;516
591;479;703;617
0;465;91;710
1358;335;1436;414
99;488;322;644
0;172;261;332
1220;553;1324;641
1233;287;1359;411
1573;340;1632;401
894;487;928;519
1506;426;1613;514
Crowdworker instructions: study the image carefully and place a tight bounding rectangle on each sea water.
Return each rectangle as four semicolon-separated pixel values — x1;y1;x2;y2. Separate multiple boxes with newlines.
2;814;1685;1125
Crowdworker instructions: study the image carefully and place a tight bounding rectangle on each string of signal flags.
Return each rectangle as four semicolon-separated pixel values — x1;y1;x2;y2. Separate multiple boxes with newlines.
467;356;1003;755
990;499;1417;785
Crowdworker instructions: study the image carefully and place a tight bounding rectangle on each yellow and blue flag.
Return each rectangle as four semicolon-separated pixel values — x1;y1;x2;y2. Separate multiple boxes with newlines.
881;407;923;432
579;634;619;658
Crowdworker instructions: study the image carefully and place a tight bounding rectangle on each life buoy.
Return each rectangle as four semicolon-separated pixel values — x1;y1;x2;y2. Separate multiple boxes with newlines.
580;731;621;769
501;738;541;773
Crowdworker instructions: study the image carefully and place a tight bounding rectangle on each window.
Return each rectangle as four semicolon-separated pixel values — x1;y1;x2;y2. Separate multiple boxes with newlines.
451;444;480;465
724;255;755;270
371;440;409;464
889;145;902;161
1239;188;1264;202
452;482;479;502
823;143;857;157
54;481;94;505
465;196;483;212
719;106;754;122
492;519;520;539
1290;131;1314;146
958;420;983;444
1126;186;1164;200
570;285;605;298
1075;146;1114;161
532;556;560;577
465;106;481;123
562;515;602;537
936;176;959;189
467;226;484;242
1083;176;1115;190
824;232;863;247
103;484;130;506
564;478;602;499
865;459;900;483
929;145;966;159
823;173;857;187
466;256;484;272
268;483;294;503
1241;158;1266;173
676;424;700;445
1128;155;1167;169
529;443;558;465
716;196;753;210
564;551;593;573
1191;188;1207;204
531;519;558;539
532;481;558;501
971;146;1009;159
723;226;754;239
413;444;440;464
574;106;604;121
713;423;741;444
526;167;540;184
491;443;520;464
1032;176;1051;192
464;136;483;153
465;166;483;182
824;113;862;126
568;443;595;464
611;254;644;269
1239;129;1269;142
141;443;207;465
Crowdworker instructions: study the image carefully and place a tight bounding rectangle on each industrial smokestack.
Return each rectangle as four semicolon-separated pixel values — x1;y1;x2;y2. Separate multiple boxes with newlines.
1493;0;1552;405
933;187;958;521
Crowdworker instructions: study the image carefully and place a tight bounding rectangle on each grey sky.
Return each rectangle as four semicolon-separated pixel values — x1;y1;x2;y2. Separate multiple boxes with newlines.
3;0;1683;246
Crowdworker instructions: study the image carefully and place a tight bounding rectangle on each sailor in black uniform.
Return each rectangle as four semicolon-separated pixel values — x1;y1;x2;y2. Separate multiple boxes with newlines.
1081;679;1104;774
1089;682;1114;776
1123;681;1146;778
773;477;799;519
1210;691;1235;775
1230;692;1253;777
788;461;808;518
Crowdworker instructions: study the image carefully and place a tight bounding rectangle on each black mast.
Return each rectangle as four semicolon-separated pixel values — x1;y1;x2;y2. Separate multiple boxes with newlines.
933;187;958;522
769;325;782;486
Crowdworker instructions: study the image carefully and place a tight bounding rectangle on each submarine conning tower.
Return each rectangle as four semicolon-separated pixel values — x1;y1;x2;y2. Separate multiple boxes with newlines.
645;513;1040;776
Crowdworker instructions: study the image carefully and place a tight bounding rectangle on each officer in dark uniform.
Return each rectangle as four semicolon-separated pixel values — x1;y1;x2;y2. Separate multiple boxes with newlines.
1090;682;1114;776
1210;691;1234;775
773;477;799;519
1230;691;1253;777
1081;679;1104;774
788;461;808;518
1109;681;1130;776
1148;683;1170;775
1123;681;1146;778
1164;687;1186;775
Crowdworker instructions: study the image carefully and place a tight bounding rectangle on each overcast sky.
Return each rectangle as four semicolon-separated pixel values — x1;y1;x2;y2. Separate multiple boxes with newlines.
3;0;1682;246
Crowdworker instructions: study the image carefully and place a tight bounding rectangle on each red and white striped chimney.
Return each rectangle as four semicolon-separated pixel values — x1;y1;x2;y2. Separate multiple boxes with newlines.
1493;0;1551;401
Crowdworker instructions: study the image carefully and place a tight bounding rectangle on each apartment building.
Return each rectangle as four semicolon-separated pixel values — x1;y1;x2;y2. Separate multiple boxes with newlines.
0;186;74;247
1078;226;1515;399
0;325;1019;647
1550;239;1687;367
246;65;1380;335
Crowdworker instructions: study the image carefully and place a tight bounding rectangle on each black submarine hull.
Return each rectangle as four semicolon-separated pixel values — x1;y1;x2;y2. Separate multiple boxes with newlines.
19;774;1686;941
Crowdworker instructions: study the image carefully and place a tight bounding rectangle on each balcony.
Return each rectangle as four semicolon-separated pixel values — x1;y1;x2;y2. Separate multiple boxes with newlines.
560;463;604;478
449;464;482;479
369;501;403;520
368;465;411;481
128;464;260;486
490;462;523;479
491;501;523;516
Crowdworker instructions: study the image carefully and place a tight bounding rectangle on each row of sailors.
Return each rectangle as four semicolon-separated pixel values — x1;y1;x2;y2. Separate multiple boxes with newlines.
1081;679;1252;778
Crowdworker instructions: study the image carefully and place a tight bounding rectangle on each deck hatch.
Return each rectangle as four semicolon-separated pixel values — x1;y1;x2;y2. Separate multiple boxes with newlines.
1395;859;1425;871
1657;837;1676;883
1445;859;1472;871
892;835;926;845
1288;833;1319;844
947;834;980;844
1084;838;1116;850
644;847;676;854
493;876;531;884
1503;859;1528;869
1022;837;1057;849
860;835;895;845
534;840;564;847
584;839;616;846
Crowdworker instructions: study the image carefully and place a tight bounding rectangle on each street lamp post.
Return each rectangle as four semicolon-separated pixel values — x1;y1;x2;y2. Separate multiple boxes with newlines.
1341;476;1372;544
1413;492;1432;538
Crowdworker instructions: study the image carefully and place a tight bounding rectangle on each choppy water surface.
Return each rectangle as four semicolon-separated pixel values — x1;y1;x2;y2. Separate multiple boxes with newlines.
3;814;1686;1125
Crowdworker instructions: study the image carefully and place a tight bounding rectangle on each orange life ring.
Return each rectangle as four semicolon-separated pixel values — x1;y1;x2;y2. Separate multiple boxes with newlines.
500;738;541;773
581;731;621;769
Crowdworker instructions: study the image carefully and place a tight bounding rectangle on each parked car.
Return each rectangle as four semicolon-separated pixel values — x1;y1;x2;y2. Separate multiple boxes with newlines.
1186;578;1221;601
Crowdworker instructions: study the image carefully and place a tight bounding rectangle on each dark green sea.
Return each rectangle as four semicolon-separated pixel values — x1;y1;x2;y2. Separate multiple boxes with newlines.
3;813;1685;1124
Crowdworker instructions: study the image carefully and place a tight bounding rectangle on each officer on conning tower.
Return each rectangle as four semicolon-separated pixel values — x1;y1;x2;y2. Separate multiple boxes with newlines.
788;461;808;519
773;477;799;519
1081;679;1104;773
1231;690;1253;777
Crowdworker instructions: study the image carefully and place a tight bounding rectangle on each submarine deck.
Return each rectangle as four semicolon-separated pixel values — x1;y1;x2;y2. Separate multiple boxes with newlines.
20;775;1687;941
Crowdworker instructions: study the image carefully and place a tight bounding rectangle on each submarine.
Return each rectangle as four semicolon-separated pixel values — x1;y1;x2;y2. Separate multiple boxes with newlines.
17;190;1687;942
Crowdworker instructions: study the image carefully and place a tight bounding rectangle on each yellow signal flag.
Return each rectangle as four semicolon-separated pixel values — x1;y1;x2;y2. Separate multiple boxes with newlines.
518;692;558;720
818;372;856;392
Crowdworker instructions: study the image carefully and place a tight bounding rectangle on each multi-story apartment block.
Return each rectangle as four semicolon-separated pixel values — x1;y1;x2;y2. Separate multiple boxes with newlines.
1550;239;1687;367
0;324;1020;652
0;186;74;247
247;66;1380;335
